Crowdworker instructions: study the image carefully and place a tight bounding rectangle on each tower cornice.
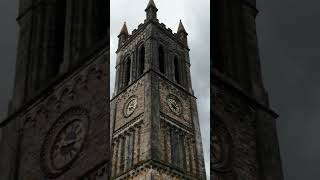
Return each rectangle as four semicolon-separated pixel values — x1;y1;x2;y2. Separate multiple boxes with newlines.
212;68;278;118
116;20;189;54
16;0;55;23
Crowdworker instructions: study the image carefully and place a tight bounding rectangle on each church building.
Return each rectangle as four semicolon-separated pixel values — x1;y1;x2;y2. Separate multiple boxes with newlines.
110;0;207;179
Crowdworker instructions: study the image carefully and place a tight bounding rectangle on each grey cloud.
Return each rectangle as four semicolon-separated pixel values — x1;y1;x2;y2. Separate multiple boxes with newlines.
257;0;320;179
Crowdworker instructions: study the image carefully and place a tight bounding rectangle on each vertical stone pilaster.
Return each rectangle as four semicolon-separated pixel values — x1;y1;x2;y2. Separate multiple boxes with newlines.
193;139;199;176
112;139;119;177
180;133;187;170
176;130;182;168
133;125;141;165
166;123;172;164
170;126;179;167
160;121;165;162
185;135;191;173
27;5;43;96
139;121;149;161
143;70;161;162
128;130;134;168
116;136;124;175
123;133;130;171
189;138;196;175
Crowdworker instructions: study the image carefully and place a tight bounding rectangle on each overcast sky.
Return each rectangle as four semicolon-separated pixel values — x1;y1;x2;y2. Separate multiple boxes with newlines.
110;0;210;177
256;0;320;179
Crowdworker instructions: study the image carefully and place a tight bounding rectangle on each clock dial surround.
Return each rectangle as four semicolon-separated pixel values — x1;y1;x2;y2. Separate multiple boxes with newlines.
166;95;182;115
41;107;89;178
124;96;138;117
51;119;86;170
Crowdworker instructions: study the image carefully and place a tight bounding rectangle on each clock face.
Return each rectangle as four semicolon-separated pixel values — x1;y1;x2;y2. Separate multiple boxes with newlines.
124;96;138;117
167;96;181;115
51;120;86;170
41;107;89;177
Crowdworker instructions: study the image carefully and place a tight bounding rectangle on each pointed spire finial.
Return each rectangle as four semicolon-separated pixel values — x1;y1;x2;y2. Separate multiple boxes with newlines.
119;22;129;36
145;0;158;21
146;0;157;10
177;20;187;34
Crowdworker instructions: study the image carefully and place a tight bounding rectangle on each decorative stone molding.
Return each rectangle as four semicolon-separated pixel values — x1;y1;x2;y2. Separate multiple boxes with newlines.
213;83;256;124
12;50;109;134
79;161;110;180
40;107;90;178
115;79;144;103
113;160;199;180
160;113;193;133
113;114;144;138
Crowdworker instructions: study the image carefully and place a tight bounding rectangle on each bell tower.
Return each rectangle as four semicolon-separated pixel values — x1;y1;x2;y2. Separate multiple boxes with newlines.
111;0;206;179
211;0;283;179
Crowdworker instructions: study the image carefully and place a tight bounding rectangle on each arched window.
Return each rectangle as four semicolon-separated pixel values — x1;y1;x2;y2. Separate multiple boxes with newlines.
139;45;145;76
124;57;131;86
53;0;66;76
38;0;65;90
174;56;181;84
158;46;165;74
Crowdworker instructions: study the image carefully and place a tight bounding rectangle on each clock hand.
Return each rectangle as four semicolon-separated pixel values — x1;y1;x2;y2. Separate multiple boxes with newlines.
61;141;75;148
61;139;79;147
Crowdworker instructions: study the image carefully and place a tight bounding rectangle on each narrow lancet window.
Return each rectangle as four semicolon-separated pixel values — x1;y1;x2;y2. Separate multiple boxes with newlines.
124;57;131;86
139;45;145;76
174;56;181;84
53;0;66;76
159;46;165;74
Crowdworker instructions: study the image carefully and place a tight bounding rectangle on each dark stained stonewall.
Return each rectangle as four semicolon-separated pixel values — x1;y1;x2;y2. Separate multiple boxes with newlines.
0;0;110;179
211;0;283;180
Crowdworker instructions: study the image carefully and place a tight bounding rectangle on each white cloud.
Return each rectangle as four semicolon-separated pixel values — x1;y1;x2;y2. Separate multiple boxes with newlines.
110;0;210;177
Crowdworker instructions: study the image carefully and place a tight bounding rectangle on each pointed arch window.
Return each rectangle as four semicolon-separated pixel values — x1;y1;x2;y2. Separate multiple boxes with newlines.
174;56;181;84
53;0;67;76
124;57;131;86
158;45;165;74
138;44;145;76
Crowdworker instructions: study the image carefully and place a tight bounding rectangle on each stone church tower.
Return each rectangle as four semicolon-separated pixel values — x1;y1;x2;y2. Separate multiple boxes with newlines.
211;0;283;180
110;0;206;179
0;0;110;179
